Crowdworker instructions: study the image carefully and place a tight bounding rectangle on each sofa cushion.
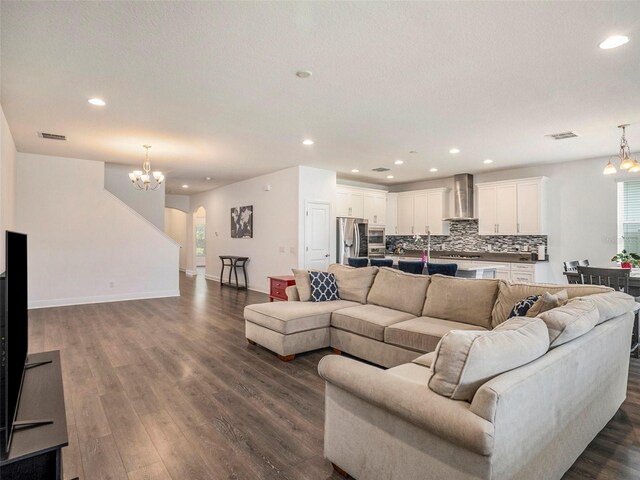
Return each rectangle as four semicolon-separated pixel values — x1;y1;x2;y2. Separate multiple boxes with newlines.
385;316;487;353
327;264;378;304
491;281;613;327
570;291;636;325
310;271;339;302
422;275;499;329
367;267;430;316
244;300;358;334
429;317;549;401
331;304;415;341
538;299;599;347
292;268;313;302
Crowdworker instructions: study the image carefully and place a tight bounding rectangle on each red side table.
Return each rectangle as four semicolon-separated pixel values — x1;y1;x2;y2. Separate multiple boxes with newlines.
269;275;296;302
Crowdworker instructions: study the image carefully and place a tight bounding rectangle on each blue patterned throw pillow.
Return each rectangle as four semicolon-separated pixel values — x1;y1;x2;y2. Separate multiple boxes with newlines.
309;271;340;302
508;295;541;318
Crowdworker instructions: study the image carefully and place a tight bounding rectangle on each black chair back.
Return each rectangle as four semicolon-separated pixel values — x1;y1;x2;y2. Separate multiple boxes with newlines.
576;266;630;293
563;260;580;272
370;258;393;268
398;261;425;275
426;262;458;277
348;257;369;268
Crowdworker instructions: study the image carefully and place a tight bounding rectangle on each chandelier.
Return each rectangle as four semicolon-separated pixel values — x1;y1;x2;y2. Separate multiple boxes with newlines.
128;145;164;190
603;124;638;175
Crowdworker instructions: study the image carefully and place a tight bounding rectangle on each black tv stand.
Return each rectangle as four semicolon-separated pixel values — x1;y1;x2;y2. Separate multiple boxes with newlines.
0;350;68;480
24;359;52;369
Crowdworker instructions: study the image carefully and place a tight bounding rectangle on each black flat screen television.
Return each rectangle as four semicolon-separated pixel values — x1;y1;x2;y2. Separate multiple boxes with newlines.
0;231;29;455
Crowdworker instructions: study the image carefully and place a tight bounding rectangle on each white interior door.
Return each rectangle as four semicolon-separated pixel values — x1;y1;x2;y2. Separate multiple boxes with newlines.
305;202;331;270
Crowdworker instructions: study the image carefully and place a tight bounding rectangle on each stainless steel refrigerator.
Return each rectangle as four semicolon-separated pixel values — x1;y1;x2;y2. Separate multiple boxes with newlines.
336;217;368;265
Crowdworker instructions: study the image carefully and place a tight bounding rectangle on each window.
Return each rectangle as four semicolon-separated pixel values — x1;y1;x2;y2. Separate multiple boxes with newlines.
195;223;206;256
618;181;640;253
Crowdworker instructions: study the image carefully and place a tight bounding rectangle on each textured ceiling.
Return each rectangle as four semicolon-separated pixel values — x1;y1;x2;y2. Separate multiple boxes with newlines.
2;1;640;194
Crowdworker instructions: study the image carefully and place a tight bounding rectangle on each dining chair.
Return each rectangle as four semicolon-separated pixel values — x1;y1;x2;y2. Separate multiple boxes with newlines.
576;266;630;292
563;260;580;272
398;261;425;275
347;257;369;268
370;258;393;268
426;262;458;277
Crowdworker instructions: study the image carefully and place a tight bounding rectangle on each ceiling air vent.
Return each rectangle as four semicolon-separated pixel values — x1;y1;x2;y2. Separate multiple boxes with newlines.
37;132;66;141
371;167;390;172
545;131;580;140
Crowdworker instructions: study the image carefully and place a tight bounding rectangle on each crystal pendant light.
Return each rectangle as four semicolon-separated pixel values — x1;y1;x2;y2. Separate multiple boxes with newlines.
128;145;164;190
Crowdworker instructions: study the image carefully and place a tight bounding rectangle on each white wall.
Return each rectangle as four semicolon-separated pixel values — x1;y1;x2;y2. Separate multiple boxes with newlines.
16;153;180;308
104;163;165;229
191;167;300;293
299;166;338;266
166;194;190;213
0;105;17;272
164;207;187;270
194;206;206;266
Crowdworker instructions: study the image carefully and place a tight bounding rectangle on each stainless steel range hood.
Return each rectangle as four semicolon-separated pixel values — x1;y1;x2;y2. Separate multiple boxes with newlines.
444;173;476;221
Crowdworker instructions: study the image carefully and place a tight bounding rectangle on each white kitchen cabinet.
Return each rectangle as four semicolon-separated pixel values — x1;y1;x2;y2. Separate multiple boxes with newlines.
516;180;543;234
395;188;449;236
413;192;428;234
397;193;415;235
386;193;398;234
426;190;448;235
336;186;364;218
495;184;517;234
476;177;547;235
364;192;387;226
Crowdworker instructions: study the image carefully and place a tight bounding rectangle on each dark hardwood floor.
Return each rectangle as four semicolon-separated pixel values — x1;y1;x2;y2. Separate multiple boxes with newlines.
27;272;639;480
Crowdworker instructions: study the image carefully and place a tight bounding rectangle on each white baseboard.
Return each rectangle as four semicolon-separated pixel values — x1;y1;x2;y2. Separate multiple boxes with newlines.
203;274;268;295
28;290;181;309
185;269;196;277
179;267;186;272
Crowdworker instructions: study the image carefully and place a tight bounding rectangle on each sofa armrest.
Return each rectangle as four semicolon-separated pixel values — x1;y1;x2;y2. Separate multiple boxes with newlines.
285;285;299;301
318;355;494;455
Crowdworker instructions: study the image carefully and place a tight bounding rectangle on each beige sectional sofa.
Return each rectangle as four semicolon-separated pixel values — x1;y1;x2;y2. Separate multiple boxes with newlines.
244;265;612;366
244;264;637;480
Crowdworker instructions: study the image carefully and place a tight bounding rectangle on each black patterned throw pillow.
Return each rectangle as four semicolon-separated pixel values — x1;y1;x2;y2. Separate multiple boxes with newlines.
508;295;541;319
309;271;340;302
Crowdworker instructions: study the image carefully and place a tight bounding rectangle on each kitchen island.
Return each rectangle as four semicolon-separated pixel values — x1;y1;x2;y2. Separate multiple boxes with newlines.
383;255;499;279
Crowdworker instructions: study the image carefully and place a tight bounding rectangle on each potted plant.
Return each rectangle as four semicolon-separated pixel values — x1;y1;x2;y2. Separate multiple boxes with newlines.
611;250;640;268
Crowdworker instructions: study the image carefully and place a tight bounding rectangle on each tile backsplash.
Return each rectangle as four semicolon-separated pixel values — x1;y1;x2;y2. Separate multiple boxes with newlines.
386;220;547;254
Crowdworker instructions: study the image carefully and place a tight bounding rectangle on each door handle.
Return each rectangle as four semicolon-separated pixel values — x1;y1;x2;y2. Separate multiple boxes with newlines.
324;254;330;257
348;207;352;216
374;215;377;223
517;223;520;233
411;226;414;234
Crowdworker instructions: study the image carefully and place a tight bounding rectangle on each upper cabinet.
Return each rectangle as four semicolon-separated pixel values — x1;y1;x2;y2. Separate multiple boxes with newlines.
336;186;365;218
476;177;547;235
395;188;450;235
386;193;398;234
363;192;387;226
336;185;386;225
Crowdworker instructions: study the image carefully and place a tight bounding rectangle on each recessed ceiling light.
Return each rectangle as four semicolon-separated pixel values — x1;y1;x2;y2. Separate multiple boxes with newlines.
394;159;404;165
386;175;394;179
302;139;314;146
205;176;212;180
182;184;189;189
430;168;438;172
599;35;629;49
88;98;106;106
484;159;494;164
351;169;360;173
449;148;460;154
296;70;312;78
